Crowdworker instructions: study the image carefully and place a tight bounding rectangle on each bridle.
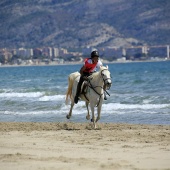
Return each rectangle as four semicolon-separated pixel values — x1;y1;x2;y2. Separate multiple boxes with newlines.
83;69;111;106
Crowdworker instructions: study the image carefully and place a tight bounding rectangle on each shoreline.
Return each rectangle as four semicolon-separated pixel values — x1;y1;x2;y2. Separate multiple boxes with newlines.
0;122;170;170
0;122;170;131
0;58;169;68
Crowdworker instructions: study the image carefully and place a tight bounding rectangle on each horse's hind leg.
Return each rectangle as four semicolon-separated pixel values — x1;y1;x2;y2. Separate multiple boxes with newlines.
85;101;90;120
66;100;74;119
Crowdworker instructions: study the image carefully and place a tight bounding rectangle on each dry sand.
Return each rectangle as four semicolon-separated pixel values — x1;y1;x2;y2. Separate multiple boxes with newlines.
0;122;170;170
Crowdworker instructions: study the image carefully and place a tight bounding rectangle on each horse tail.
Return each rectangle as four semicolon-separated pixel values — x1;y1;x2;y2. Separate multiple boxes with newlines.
65;72;80;105
65;75;73;105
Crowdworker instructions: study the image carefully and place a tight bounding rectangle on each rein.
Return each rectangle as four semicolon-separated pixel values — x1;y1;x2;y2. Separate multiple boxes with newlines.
84;69;111;107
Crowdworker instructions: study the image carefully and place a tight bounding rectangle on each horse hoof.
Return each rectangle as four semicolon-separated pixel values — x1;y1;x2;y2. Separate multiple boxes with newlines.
66;115;70;119
86;115;90;120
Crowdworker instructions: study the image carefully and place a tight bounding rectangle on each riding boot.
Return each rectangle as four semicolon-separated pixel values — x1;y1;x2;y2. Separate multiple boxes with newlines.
74;82;81;104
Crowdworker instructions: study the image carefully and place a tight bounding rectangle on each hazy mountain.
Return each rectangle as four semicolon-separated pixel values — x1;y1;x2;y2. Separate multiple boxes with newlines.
0;0;169;48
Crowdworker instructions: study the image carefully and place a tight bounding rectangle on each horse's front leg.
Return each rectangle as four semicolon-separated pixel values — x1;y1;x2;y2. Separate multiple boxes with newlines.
90;103;96;129
85;101;90;120
96;102;102;122
66;99;74;119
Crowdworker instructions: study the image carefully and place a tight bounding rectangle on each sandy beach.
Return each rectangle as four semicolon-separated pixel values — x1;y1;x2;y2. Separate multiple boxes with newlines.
0;122;170;170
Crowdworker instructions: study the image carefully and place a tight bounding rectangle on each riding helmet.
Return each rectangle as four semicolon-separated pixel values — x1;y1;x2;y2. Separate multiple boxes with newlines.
91;50;99;58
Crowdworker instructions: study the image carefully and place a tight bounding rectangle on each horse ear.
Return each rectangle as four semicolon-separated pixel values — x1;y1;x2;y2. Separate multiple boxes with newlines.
106;65;108;69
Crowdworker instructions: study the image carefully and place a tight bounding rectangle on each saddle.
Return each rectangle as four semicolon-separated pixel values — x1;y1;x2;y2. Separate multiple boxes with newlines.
81;81;89;94
80;76;93;94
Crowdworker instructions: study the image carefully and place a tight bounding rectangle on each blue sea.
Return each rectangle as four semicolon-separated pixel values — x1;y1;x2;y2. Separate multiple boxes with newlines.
0;61;170;125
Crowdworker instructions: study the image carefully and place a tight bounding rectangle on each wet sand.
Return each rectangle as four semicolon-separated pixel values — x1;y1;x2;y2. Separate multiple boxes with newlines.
0;122;170;170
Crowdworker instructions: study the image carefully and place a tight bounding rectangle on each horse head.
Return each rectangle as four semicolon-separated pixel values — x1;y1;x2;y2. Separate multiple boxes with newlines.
100;65;112;90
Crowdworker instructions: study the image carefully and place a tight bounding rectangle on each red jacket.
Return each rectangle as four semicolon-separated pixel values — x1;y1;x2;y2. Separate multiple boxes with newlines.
83;58;97;73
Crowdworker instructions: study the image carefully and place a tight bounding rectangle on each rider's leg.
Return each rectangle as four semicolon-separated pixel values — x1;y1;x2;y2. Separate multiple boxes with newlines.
74;76;84;104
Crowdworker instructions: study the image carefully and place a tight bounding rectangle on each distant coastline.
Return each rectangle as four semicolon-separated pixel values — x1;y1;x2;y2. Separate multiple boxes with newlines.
0;58;169;68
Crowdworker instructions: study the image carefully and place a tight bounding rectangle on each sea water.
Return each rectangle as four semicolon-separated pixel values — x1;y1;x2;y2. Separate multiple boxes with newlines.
0;61;170;125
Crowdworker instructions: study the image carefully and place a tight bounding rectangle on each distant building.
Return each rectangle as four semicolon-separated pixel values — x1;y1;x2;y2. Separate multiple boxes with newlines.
53;47;59;57
98;47;123;60
59;48;68;57
126;47;142;56
148;46;168;58
33;48;42;57
167;45;170;59
0;48;13;63
42;47;53;58
16;48;33;58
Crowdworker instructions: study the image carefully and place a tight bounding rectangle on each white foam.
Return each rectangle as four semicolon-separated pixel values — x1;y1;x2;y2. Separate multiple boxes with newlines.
19;79;32;82
62;102;170;116
1;102;169;116
0;92;43;98
39;95;65;101
102;103;170;111
3;110;58;115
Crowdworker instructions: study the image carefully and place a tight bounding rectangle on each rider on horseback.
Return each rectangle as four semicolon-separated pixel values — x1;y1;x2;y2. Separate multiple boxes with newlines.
74;50;106;104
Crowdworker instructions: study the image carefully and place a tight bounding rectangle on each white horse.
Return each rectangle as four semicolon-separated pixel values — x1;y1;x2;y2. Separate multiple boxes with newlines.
65;66;112;128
